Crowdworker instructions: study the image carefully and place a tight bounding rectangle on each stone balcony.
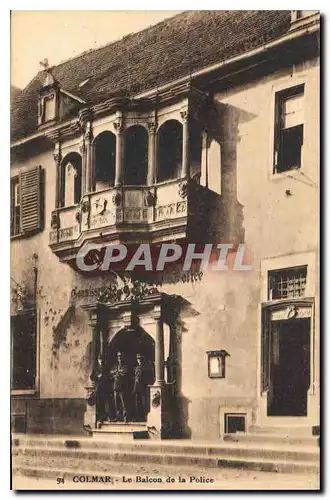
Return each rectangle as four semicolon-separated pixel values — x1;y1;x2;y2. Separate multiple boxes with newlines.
49;178;220;263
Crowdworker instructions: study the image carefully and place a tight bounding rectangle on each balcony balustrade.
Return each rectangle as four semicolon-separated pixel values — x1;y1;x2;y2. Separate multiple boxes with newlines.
49;177;219;263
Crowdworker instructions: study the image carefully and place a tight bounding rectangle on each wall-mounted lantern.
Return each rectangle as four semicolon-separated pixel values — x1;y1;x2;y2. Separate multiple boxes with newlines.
206;350;230;379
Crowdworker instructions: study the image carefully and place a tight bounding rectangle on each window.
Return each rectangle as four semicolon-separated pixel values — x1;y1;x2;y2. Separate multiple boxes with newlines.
207;350;229;378
11;177;20;236
10;166;44;237
157;120;183;182
11;312;36;391
268;266;307;300
60;153;82;206
94;131;116;191
224;413;246;434
44;94;56;122
274;85;304;173
124;126;148;185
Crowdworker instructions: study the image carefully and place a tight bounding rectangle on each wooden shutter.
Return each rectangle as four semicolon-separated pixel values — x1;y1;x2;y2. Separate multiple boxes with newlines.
20;165;43;234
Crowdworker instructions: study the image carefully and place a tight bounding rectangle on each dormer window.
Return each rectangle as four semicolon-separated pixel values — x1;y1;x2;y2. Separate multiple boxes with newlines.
37;64;86;126
42;93;56;122
38;67;59;125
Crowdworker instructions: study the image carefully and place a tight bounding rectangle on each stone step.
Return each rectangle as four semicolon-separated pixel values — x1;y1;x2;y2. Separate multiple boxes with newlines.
12;447;319;476
224;433;319;448
12;434;319;458
13;441;319;469
92;422;149;440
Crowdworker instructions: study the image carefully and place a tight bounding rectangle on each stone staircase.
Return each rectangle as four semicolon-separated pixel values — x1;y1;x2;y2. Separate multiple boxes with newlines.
12;425;320;482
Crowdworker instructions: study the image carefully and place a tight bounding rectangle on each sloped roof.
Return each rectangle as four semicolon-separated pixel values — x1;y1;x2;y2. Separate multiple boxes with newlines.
11;10;291;141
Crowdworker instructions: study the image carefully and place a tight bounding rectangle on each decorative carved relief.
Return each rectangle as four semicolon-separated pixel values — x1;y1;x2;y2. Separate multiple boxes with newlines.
180;109;188;123
53;152;62;167
75;209;81;223
144;189;156;207
112;191;122;206
113;118;123;133
178;181;188;199
50;211;60;229
81;198;90;213
97;277;159;304
148;121;157;135
151;390;161;408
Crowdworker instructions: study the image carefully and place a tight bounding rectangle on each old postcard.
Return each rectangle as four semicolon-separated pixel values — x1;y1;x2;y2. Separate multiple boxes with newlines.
10;10;320;491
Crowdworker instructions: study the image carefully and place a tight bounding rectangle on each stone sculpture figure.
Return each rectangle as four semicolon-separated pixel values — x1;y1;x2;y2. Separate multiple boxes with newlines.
132;353;154;421
110;351;129;423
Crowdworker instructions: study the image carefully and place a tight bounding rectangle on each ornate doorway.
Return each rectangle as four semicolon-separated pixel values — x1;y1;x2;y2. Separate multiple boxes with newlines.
102;326;155;422
81;283;185;438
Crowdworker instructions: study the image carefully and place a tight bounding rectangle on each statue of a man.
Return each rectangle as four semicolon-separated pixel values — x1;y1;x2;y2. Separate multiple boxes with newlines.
132;353;154;421
110;351;129;423
94;356;113;426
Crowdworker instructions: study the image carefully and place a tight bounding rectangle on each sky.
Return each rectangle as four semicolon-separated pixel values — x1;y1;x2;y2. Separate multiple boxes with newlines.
11;11;181;89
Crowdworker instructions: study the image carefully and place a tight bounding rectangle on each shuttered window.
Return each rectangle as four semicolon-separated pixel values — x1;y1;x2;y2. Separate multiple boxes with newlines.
11;166;44;237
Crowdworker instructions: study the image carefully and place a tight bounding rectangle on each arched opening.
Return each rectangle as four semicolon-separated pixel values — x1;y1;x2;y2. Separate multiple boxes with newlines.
123;125;148;185
105;326;155;372
102;326;155;422
94;131;116;191
60;152;82;207
157;120;183;182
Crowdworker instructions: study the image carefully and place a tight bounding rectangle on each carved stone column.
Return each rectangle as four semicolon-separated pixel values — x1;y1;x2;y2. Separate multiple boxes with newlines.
85;122;93;193
155;313;165;385
53;144;62;208
147;305;173;438
79;140;86;196
114;116;124;187
81;305;101;431
180;108;190;178
147;121;157;185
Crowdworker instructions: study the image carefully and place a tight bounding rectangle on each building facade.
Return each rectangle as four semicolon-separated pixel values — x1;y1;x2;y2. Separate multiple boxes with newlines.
11;10;320;440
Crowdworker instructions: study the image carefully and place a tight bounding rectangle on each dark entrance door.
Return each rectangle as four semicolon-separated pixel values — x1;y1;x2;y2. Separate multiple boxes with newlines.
268;318;310;416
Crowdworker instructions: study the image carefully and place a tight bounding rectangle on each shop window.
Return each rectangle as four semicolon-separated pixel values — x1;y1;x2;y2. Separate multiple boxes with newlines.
274;85;304;173
11;312;36;391
268;265;307;300
94;131;116;191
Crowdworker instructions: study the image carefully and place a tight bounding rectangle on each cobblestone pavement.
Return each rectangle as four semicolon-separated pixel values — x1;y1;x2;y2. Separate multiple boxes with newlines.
12;457;320;491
